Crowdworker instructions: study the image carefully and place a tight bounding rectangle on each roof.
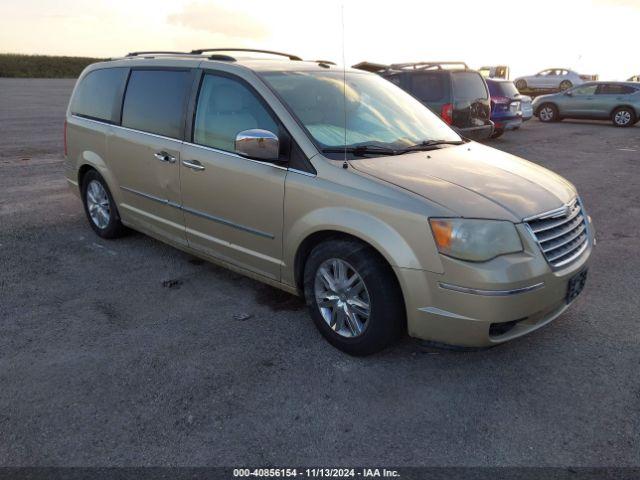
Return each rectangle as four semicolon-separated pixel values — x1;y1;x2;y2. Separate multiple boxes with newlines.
353;61;472;74
577;80;638;86
99;49;360;74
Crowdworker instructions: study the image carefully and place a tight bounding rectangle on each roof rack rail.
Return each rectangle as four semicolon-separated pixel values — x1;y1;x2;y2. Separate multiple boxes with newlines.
125;51;193;57
313;59;336;65
389;61;469;71
352;61;391;73
189;48;302;61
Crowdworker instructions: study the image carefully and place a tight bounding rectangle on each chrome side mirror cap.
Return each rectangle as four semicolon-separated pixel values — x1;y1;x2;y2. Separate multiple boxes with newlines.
235;129;279;161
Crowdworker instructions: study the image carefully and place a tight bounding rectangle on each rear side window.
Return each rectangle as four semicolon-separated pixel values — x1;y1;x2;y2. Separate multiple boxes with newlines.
487;81;519;98
410;73;448;102
193;74;278;152
122;69;192;138
452;72;488;101
70;68;127;122
598;84;636;95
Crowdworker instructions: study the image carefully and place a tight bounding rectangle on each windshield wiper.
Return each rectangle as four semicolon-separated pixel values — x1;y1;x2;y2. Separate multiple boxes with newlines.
322;145;400;156
400;139;466;152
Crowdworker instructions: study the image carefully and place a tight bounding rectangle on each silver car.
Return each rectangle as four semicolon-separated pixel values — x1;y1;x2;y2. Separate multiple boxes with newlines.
515;69;594;92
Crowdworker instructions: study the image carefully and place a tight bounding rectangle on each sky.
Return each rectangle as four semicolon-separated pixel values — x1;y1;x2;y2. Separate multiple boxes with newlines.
1;0;638;80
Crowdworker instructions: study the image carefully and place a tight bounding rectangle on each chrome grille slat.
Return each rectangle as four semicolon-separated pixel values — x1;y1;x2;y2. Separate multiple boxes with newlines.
526;198;588;268
536;215;584;243
541;224;587;253
552;241;589;268
530;204;581;233
547;234;588;261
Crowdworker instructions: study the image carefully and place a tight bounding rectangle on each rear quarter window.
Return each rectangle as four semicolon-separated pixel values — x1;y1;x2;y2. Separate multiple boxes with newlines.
600;84;637;95
452;72;488;101
121;69;192;138
410;73;448;102
70;67;128;122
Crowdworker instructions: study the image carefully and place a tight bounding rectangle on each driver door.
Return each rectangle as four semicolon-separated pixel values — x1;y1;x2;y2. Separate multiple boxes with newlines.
179;72;288;280
563;84;598;116
542;69;558;88
529;70;548;88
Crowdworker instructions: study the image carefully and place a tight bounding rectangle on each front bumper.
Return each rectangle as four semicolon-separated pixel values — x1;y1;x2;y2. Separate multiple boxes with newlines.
396;222;594;347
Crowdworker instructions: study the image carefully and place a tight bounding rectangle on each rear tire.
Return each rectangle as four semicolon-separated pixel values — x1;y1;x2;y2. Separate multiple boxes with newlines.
303;238;405;356
559;80;573;91
490;128;504;139
81;169;126;239
515;79;527;91
612;107;636;127
538;103;558;123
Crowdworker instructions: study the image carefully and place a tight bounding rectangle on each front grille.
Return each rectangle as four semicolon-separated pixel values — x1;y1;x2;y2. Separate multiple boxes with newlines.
526;198;589;268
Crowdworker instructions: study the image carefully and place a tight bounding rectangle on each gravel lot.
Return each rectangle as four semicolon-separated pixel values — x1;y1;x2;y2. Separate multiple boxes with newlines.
0;78;638;467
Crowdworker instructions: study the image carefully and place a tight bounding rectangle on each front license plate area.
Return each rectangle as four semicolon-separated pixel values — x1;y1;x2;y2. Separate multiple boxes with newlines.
566;269;588;304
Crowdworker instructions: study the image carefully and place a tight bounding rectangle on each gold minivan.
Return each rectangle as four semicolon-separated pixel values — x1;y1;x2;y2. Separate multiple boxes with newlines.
65;49;594;355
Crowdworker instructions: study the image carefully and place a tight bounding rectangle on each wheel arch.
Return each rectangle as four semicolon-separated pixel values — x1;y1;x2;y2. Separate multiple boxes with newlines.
293;230;392;293
610;104;637;117
76;154;121;205
292;230;408;333
287;208;443;291
287;208;439;285
78;163;96;187
535;101;558;116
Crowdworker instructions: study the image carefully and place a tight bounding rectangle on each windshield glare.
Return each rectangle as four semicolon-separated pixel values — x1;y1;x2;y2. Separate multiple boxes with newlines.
261;71;461;150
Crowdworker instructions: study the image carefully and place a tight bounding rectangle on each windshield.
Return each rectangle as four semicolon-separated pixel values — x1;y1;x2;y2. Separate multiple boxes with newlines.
260;71;461;151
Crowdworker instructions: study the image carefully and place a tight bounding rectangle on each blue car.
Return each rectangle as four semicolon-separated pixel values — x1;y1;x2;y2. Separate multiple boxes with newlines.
486;79;523;138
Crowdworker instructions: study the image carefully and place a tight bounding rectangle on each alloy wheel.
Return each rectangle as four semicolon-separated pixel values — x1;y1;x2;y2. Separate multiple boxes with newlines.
539;106;555;122
614;110;632;126
86;180;111;229
313;258;371;338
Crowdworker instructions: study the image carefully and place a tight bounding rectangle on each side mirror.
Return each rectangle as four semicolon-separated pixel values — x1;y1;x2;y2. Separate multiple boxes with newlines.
235;129;280;162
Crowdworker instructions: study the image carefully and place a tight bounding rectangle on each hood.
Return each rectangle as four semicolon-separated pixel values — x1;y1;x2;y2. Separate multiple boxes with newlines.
349;142;576;222
531;93;556;105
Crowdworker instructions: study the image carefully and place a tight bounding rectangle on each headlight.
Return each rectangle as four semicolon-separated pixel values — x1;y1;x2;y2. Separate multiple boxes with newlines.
429;218;523;262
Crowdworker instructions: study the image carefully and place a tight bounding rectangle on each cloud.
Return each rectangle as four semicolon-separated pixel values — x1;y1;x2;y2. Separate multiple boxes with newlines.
167;2;269;39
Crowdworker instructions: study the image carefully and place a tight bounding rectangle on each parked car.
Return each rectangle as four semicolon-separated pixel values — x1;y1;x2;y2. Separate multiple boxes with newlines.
628;75;640;82
353;61;493;141
486;78;523;138
66;49;594;355
515;68;597;93
520;95;534;122
479;65;509;79
532;81;640;127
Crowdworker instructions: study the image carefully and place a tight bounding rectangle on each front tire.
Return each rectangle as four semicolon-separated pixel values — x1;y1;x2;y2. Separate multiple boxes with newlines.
303;238;405;355
612;107;636;127
81;170;126;239
538;103;559;123
515;79;527;91
491;128;504;139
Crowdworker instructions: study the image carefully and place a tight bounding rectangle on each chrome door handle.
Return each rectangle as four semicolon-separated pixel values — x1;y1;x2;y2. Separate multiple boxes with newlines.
182;159;205;171
154;151;176;163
